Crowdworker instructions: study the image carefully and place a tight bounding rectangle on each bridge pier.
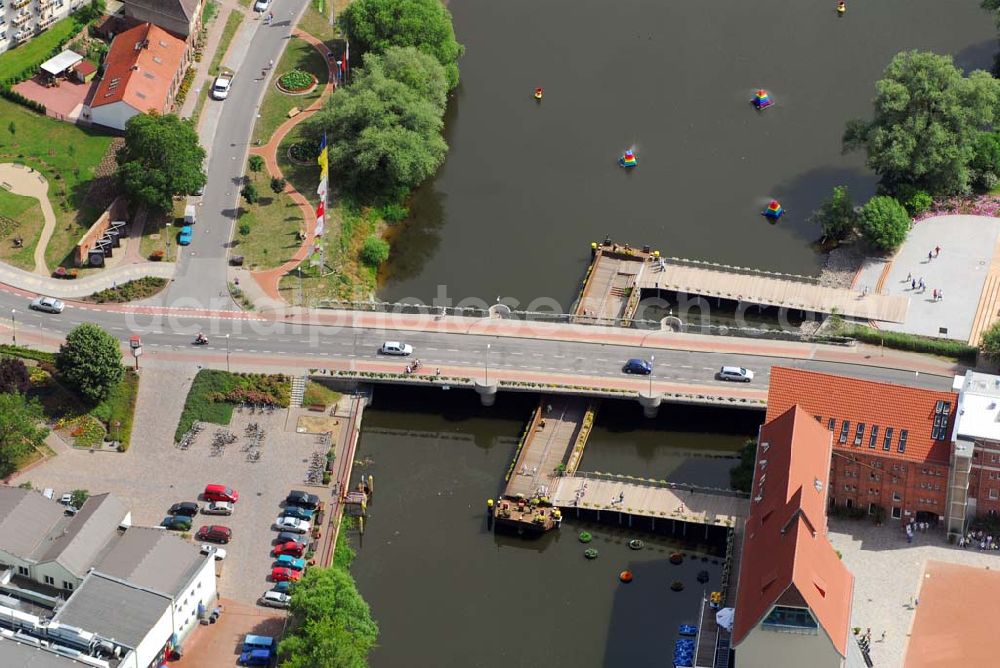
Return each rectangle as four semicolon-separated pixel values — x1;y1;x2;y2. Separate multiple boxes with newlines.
637;392;662;418
475;381;498;407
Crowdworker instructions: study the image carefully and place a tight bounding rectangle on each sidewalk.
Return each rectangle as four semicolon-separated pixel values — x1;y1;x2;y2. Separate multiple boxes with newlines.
179;0;254;120
0;261;176;299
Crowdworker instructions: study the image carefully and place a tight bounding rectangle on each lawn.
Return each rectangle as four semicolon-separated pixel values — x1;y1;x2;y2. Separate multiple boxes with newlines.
232;171;305;270
0;16;82;81
90;369;140;450
210;11;244;77
175;370;291;441
140;199;186;261
0;189;44;270
298;4;339;45
303;379;341;408
252;36;329;145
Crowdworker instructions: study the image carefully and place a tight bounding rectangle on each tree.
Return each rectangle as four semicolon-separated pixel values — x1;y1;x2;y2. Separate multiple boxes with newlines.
305;65;446;200
270;176;287;194
0;357;30;394
70;489;89;509
241;183;259;205
338;0;464;90
116;113;206;213
972;130;1000;191
981;319;1000;355
0;393;48;478
360;236;390;266
859;196;911;252
55;323;124;403
375;46;449;112
843;51;1000;196
729;438;757;493
813;185;858;242
248;155;265;173
278;567;378;668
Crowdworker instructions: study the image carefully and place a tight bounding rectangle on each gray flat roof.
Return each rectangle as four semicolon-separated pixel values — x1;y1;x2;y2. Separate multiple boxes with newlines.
0;487;66;561
0;635;96;668
95;526;206;598
54;572;169;649
37;494;128;578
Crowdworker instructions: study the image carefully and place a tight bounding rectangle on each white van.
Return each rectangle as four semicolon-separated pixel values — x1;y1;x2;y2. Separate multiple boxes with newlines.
184;205;197;225
717;366;754;383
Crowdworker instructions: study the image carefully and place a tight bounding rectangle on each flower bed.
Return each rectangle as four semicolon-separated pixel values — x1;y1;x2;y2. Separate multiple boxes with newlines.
276;69;318;94
913;194;1000;222
287;140;320;165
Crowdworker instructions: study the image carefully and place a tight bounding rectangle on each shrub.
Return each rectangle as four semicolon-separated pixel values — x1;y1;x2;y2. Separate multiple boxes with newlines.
248;154;264;173
88;277;167;303
175;370;290;441
846;324;977;362
0;357;30;394
279;69;315;91
238;219;251;236
360;236;390;266
859;195;910;252
241;182;259;204
150;249;165;261
381;202;409;222
905;191;933;217
270;176;286;194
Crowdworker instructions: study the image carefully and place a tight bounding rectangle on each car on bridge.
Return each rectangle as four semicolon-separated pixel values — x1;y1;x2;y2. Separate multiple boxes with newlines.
717;366;754;383
29;296;64;314
380;341;413;356
622;358;652;375
178;225;193;246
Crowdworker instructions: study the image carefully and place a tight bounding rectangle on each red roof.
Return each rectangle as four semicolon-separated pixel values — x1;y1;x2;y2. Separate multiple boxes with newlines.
91;22;186;112
733;405;854;657
766;367;957;464
75;61;97;76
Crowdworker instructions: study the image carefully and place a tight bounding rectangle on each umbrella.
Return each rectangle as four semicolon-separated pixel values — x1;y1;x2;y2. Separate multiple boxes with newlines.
716;607;735;631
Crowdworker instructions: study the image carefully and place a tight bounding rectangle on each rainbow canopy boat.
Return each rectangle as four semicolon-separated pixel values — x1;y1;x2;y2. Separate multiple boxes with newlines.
752;89;773;110
763;199;784;220
619;149;637;168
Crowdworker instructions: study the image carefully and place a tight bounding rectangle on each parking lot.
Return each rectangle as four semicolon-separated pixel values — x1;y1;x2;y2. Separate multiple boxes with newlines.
8;362;335;606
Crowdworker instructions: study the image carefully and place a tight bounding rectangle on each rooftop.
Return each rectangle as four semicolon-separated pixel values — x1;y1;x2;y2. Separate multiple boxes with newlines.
766;367;958;464
0;487;69;561
94;526;207;598
40;50;83;76
90;22;187;112
123;0;201;24
35;494;128;578
54;572;170;650
952;370;1000;442
0;635;105;668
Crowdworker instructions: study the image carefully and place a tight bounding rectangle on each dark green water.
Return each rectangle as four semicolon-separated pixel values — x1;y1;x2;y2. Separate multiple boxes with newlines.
349;387;757;667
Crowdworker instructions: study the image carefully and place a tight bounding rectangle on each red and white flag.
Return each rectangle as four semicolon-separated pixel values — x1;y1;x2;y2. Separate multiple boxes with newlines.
315;201;325;236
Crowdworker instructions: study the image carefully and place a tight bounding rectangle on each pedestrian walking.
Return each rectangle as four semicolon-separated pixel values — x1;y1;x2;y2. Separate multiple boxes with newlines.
269;59;274;69
906;271;912;282
939;288;943;301
928;250;933;261
881;631;886;641
935;245;940;257
933;288;938;300
919;277;925;290
911;278;916;290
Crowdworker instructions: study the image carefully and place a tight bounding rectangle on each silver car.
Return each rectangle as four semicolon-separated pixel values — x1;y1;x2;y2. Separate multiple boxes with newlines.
29;296;64;314
202;501;234;515
259;590;290;608
379;341;413;356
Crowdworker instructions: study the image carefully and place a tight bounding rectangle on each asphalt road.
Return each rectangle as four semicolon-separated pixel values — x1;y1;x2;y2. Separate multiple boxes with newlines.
166;0;311;308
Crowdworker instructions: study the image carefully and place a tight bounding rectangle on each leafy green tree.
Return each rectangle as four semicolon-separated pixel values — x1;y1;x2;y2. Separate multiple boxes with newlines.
70;489;90;509
0;393;48;478
238;220;251;236
270;176;287;194
374;47;449;111
278;567;378;668
55;323;124;403
116;113;206;213
306;65;446;200
338;0;464;90
813;185;858;241
241;183;259;205
843;51;1000;196
972;130;1000;191
0;357;30;394
859;196;911;252
360;236;390;266
982;319;1000;355
248;155;265;174
729;438;757;493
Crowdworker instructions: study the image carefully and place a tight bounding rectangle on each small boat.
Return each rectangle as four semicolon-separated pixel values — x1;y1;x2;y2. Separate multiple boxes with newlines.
678;624;698;636
762;199;784;221
751;89;773;110
619;149;637;168
619;570;634;583
534;87;544;100
836;1;846;14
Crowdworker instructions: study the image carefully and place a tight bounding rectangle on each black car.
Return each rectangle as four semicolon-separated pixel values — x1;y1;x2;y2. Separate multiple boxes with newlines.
168;501;200;517
275;531;310;547
285;490;320;510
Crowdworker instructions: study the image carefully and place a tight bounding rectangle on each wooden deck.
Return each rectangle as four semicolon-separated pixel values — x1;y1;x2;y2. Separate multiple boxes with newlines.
968;233;1000;345
574;249;645;321
503;396;589;500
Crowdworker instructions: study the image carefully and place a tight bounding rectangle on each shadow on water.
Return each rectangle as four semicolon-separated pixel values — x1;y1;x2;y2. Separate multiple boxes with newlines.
770;165;877;248
953;37;997;74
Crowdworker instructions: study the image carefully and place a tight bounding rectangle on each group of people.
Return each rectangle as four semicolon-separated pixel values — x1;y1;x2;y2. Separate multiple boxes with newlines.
958;529;1000;550
904;520;933;542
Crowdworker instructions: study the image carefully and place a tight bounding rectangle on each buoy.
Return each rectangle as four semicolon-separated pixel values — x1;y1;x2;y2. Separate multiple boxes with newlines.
837;1;846;14
751;89;773;110
619;149;638;168
534;87;544;100
368;474;374;494
697;570;710;584
619;570;634;583
762;199;784;221
487;498;494;508
669;552;684;565
579;531;593;543
670;580;684;591
584;548;599;559
628;539;644;550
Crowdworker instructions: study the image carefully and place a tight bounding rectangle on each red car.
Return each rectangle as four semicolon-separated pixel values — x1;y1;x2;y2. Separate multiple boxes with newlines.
273;541;305;557
203;484;239;503
271;567;301;582
195;525;232;543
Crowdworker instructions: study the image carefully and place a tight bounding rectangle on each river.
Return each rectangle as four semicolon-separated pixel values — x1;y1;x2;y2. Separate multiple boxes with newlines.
379;0;995;308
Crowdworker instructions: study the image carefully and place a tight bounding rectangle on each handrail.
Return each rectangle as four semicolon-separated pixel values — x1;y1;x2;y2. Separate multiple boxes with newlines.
571;471;750;499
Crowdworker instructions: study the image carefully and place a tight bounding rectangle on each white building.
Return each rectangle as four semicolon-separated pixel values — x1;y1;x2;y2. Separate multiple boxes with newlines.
0;0;89;55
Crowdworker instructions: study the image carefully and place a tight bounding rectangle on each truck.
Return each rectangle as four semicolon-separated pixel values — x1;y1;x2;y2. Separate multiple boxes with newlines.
211;69;234;100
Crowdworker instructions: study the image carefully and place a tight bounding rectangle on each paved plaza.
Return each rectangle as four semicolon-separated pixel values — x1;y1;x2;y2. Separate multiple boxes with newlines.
873;214;1000;342
827;517;1000;668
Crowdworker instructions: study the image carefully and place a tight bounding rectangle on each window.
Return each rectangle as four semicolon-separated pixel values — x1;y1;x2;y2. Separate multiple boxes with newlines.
762;606;819;631
43;575;54;586
63;581;74;591
839;420;851;444
898;430;908;453
869;503;878;515
815;415;822;423
932;401;951;440
991;489;999;500
854;423;865;446
893;491;902;502
846;498;854;508
892;506;902;519
883;427;894;451
869;426;879;449
17;566;28;576
828;417;836;431
844;484;852;492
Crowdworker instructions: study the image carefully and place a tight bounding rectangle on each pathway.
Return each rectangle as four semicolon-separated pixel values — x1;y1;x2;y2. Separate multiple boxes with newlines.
247;28;337;301
0;260;176;299
0;163;56;276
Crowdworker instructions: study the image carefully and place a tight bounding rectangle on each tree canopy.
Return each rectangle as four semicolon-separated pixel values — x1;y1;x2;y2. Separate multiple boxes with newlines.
0;357;30;394
0;393;48;478
116;113;206;213
56;323;124;403
843;50;1000;197
982;319;1000;355
278;566;378;668
813;185;858;242
338;0;464;90
729;438;757;494
859;196;911;252
374;46;449;112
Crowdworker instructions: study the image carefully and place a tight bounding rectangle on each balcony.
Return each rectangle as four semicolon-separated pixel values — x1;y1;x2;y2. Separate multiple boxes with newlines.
37;0;55;10
12;12;32;27
12;0;30;9
14;28;33;43
37;14;55;29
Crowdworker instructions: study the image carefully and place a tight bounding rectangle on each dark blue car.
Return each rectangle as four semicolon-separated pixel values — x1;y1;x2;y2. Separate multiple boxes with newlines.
622;358;652;375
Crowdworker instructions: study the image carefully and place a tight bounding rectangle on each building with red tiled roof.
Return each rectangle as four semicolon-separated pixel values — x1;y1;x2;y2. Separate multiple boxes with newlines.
87;23;189;131
733;405;858;668
766;367;957;528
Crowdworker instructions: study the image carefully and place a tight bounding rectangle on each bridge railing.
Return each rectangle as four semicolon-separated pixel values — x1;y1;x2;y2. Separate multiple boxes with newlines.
570;471;750;499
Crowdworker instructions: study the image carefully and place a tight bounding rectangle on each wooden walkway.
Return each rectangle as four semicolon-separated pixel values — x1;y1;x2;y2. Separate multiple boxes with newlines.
968;234;1000;345
503;397;589;499
574;250;645;321
319;391;367;568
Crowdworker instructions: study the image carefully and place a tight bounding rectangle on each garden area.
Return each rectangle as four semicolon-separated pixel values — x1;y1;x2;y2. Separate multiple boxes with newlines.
0;189;44;270
252;35;329;145
175;369;291;441
84;277;169;303
303;378;341;409
232;157;305;270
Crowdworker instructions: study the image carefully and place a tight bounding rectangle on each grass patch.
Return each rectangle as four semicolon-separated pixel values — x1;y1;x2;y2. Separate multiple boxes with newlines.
190;84;211;127
238;0;252;7
842;324;978;362
0;16;82;82
303;379;341;408
85;277;168;303
90;369;139;450
204;0;221;24
0;189;44;270
298;4;339;45
210;11;244;77
0;344;54;364
175;369;291;441
333;515;356;570
253;36;328;144
232;171;304;270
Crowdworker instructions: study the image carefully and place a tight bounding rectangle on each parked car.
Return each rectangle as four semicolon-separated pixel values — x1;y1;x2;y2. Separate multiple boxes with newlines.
178;225;193;246
29;296;64;314
59;493;73;506
286;490;320;510
168;502;199;517
258;590;290;609
195;525;232;543
716;366;754;383
273;541;305;557
238;648;272;666
274;517;310;533
379;341;412;356
203;484;239;503
622;358;653;375
280;506;313;521
275;554;306;571
271;581;293;594
274;532;310;547
271;567;301;582
160;515;192;531
202;501;234;515
200;545;227;560
253;0;270;11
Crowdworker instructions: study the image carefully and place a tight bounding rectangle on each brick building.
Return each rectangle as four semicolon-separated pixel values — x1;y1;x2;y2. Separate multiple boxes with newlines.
766;367;958;526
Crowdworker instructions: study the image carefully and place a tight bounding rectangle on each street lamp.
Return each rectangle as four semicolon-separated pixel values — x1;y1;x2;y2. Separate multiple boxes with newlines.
225;334;231;373
10;308;15;345
485;343;491;385
649;354;655;395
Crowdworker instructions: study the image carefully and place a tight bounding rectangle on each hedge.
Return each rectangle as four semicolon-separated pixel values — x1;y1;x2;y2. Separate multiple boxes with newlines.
0;344;56;364
845;325;977;363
